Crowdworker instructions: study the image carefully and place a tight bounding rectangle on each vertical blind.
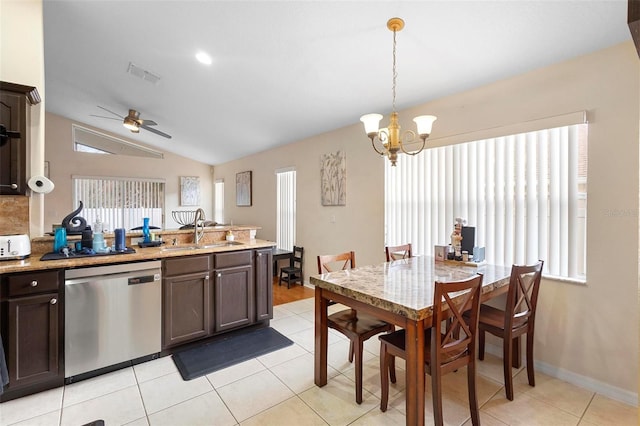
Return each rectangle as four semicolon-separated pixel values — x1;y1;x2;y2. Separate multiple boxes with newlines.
73;176;165;231
385;124;587;281
214;179;225;224
276;169;296;250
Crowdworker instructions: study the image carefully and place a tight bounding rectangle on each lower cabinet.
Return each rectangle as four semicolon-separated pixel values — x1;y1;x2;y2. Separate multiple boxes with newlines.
255;248;273;321
162;248;274;350
0;269;64;402
162;255;212;349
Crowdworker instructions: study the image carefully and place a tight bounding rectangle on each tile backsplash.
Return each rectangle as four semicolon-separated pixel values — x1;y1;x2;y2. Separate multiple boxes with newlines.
0;196;29;235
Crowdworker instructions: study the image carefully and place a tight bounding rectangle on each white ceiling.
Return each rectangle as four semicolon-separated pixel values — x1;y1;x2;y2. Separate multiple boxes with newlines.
43;0;631;166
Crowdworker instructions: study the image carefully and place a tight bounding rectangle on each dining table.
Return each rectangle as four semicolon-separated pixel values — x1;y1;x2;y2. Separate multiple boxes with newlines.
311;255;512;426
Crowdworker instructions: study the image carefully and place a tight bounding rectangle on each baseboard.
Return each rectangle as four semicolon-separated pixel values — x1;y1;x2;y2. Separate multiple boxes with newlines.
483;343;638;407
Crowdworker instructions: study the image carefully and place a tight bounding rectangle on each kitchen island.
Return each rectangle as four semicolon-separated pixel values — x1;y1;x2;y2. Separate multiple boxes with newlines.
0;232;276;402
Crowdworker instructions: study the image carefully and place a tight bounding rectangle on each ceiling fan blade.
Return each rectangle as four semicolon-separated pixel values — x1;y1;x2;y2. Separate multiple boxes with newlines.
141;124;172;139
90;114;121;121
140;120;157;126
97;105;124;118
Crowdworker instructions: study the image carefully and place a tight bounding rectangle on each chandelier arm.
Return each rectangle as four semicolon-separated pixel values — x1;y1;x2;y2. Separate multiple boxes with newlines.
370;136;387;156
399;130;426;155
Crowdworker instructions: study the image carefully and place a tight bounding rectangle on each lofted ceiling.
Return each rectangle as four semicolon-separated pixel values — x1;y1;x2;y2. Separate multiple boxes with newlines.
43;0;631;166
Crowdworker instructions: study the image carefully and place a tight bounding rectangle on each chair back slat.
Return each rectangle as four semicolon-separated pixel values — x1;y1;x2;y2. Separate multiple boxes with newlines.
290;245;304;268
317;251;356;273
385;243;412;262
432;274;483;373
505;261;544;331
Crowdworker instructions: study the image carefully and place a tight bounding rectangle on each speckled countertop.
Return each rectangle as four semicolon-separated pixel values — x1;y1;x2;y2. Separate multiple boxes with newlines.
310;256;512;321
0;239;276;274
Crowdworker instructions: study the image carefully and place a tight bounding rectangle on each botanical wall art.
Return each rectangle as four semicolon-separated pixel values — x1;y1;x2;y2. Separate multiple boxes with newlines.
180;176;201;206
236;171;252;206
320;150;346;206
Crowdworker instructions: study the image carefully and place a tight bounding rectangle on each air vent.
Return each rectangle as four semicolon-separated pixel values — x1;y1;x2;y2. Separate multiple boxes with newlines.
127;62;161;85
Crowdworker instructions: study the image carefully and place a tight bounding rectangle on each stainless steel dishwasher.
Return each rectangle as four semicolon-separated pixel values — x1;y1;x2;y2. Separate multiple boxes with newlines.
64;261;162;382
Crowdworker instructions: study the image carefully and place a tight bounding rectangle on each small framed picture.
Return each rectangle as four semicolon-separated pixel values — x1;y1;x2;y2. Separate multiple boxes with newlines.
180;176;201;206
434;245;447;262
236;171;252;206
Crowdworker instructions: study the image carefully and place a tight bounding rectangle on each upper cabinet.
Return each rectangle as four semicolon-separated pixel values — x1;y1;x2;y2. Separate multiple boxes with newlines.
0;81;41;195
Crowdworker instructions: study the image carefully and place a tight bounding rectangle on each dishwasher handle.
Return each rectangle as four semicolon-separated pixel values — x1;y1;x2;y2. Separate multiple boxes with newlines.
65;269;161;287
128;274;160;285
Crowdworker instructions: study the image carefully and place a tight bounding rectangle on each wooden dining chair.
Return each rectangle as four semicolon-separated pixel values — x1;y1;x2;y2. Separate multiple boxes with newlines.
476;260;544;401
278;246;304;288
317;251;395;404
385;243;412;262
379;274;483;426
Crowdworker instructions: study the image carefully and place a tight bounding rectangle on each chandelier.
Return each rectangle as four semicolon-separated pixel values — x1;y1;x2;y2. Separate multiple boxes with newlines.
360;18;437;166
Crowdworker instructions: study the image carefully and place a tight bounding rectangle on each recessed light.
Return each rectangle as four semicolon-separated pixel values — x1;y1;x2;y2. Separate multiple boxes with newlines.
195;51;212;65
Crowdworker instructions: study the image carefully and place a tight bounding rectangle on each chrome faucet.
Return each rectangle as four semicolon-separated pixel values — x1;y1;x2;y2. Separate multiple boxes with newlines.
194;208;206;245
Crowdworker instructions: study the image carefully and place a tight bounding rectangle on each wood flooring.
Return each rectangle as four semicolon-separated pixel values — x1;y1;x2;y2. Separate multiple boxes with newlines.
272;276;314;306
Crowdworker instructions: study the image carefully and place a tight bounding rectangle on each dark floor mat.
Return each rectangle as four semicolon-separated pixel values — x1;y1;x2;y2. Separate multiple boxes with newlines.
172;327;293;380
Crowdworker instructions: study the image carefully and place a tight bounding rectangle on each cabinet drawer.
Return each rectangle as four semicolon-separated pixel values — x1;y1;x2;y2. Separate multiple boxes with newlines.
6;270;60;297
214;251;252;269
163;255;211;277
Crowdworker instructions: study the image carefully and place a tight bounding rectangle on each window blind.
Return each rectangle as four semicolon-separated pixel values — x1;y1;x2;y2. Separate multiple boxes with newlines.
214;179;225;224
385;123;587;281
72;176;165;231
276;169;296;250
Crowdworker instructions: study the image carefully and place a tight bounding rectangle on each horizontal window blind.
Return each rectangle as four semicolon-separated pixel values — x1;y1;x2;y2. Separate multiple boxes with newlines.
385;123;587;281
276;170;296;250
72;176;165;231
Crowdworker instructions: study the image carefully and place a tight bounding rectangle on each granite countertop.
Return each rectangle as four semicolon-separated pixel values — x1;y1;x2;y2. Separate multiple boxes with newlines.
0;239;276;274
310;255;512;321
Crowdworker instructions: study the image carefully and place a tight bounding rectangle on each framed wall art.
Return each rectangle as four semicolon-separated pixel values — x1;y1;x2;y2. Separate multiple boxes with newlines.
320;150;346;206
236;171;252;206
180;176;201;206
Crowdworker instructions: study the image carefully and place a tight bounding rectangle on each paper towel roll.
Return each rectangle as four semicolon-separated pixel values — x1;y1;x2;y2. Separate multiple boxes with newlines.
27;175;55;194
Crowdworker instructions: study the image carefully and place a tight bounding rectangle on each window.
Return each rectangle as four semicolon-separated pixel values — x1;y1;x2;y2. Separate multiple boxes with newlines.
73;176;165;231
385;123;587;281
73;125;164;159
276;168;296;250
214;179;225;224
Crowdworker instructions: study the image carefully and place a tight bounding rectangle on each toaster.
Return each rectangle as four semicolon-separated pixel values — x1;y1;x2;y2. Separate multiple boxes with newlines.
0;234;31;260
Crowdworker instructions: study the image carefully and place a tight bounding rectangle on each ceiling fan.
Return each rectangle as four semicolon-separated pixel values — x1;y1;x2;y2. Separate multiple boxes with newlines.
91;106;172;139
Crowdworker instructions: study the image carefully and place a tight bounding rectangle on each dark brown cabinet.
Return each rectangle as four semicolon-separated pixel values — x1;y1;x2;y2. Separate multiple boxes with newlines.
0;82;40;196
254;248;273;322
162;255;211;349
0;269;64;402
161;248;273;350
213;251;254;332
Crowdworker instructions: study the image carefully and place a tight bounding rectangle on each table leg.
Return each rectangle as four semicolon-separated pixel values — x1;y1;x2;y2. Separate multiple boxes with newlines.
404;319;425;426
314;287;328;387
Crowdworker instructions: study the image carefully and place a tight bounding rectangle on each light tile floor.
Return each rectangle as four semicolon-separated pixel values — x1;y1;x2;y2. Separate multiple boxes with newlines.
1;298;637;426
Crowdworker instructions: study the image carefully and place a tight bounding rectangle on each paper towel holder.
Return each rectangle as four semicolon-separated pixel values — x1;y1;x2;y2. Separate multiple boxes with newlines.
28;175;55;194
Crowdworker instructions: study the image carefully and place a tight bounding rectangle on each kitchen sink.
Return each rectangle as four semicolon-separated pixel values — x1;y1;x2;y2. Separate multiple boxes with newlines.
160;245;198;252
198;241;244;248
160;241;244;252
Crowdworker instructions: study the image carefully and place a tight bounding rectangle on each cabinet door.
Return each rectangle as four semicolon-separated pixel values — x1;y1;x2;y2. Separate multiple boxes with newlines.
162;271;211;348
6;293;60;388
213;265;254;332
0;89;26;195
254;248;273;322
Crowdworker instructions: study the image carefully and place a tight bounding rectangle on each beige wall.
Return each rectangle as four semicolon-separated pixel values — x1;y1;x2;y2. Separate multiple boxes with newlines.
0;0;46;235
214;42;639;401
44;112;214;232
